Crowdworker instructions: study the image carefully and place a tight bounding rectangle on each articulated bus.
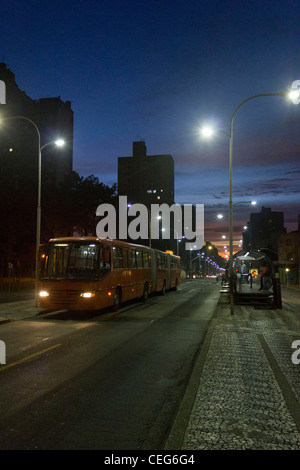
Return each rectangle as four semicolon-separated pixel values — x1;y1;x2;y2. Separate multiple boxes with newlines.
38;237;181;311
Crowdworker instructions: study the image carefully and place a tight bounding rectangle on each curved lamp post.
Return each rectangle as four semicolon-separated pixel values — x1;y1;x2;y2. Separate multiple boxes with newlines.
201;90;296;315
0;115;64;306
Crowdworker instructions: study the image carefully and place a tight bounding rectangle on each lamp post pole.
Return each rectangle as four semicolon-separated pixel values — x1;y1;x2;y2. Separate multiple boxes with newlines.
226;92;285;315
0;116;41;306
0;116;65;306
202;89;297;314
163;227;180;255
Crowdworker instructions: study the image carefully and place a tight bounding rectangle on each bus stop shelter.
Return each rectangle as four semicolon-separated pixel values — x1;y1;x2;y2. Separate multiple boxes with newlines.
230;250;282;309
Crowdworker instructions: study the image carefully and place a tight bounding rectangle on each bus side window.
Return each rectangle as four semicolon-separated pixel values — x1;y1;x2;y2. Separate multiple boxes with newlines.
136;250;143;268
123;249;129;268
129;249;136;268
113;246;123;268
102;245;111;269
143;251;150;268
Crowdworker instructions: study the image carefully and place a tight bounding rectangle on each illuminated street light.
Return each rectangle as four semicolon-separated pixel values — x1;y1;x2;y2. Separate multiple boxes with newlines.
0;115;65;305
54;139;65;147
162;227;180;255
41;139;65;151
149;214;162;248
200;127;214;137
234;200;257;206
288;89;300;102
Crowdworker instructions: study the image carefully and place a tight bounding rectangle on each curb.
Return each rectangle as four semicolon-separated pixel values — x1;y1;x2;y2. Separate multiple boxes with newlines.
164;298;226;449
0;318;13;325
164;323;215;449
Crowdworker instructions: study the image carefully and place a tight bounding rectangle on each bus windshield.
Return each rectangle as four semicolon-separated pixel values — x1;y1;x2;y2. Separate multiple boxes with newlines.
40;241;111;281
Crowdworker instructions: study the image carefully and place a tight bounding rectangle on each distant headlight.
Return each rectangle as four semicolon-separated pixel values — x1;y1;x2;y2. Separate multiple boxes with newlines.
39;291;49;297
80;292;95;298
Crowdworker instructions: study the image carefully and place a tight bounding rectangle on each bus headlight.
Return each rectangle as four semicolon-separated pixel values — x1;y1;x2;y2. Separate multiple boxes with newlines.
39;291;49;297
80;292;95;298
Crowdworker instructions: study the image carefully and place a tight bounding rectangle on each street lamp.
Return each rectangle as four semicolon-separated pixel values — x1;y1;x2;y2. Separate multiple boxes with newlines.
285;268;290;287
162;227;181;255
234;201;257;206
201;90;295;315
0;115;65;306
217;201;256;220
149;214;161;248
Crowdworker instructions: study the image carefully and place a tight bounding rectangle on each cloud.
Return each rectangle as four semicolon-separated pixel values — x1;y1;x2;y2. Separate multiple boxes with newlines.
285;169;300;175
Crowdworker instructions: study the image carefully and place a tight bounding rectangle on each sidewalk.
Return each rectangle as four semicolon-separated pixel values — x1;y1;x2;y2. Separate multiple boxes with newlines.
0;297;44;324
166;292;300;450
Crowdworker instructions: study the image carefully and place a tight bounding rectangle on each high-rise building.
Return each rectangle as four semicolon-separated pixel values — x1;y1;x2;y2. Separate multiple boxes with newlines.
118;141;174;206
0;63;73;187
278;214;300;285
243;206;286;258
0;63;74;276
118;141;175;251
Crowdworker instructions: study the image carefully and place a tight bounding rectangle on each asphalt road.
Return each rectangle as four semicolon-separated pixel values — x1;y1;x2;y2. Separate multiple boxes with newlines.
0;278;220;450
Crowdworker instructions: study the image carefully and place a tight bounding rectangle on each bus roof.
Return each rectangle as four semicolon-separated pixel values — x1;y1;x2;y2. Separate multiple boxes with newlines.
47;237;180;258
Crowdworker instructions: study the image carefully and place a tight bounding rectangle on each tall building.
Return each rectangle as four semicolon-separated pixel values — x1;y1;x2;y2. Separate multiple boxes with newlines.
0;63;74;276
118;141;174;206
0;63;73;186
118;141;175;251
278;214;300;285
243;206;286;258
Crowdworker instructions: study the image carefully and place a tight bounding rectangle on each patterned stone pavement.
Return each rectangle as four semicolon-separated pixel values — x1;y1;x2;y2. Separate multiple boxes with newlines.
166;297;300;450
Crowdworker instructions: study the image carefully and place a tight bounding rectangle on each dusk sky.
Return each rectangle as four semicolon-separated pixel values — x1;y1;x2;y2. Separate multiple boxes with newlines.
1;0;300;252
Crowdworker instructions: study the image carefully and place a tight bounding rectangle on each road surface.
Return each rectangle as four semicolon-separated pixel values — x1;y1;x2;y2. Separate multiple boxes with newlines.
0;278;220;450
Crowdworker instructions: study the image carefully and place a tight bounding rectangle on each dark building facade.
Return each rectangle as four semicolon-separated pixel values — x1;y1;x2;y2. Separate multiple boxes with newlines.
118;141;174;206
118;141;175;252
0;63;73;186
243;206;286;259
278;215;300;285
0;63;74;276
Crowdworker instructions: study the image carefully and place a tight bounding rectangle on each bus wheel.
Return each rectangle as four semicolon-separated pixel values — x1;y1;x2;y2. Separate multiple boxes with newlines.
161;281;166;295
113;288;122;311
142;283;149;302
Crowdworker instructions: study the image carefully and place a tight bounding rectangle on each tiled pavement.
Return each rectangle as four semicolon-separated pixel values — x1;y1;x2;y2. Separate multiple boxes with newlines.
166;293;300;450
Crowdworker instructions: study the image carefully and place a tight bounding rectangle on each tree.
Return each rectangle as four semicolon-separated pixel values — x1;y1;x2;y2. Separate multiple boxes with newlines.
43;171;117;240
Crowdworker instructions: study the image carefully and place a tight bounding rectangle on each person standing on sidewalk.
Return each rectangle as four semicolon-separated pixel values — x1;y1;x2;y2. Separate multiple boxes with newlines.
260;264;271;290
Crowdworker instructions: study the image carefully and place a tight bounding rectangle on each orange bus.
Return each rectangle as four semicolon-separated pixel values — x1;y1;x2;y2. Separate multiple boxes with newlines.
38;237;181;311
